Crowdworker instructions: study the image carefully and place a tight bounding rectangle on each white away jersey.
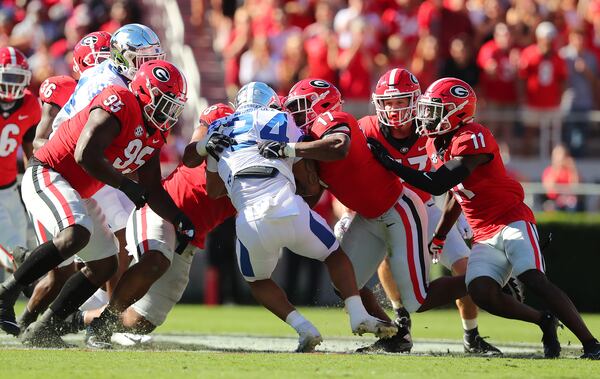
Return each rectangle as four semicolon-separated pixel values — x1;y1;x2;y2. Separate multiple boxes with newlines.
50;60;129;134
207;107;303;207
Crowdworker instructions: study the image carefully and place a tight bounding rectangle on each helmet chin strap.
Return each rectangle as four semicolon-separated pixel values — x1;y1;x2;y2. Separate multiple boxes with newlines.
436;100;468;134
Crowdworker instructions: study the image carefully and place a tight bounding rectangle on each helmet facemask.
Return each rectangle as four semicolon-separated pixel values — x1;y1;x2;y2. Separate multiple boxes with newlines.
141;79;186;132
112;47;166;80
0;66;31;101
285;90;340;132
416;98;469;137
373;88;420;129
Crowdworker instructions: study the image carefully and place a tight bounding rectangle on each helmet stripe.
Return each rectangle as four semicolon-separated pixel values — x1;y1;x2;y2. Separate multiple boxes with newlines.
8;46;16;65
389;68;399;87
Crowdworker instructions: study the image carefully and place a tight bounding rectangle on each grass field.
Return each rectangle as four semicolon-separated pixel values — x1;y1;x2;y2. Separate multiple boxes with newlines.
1;304;599;378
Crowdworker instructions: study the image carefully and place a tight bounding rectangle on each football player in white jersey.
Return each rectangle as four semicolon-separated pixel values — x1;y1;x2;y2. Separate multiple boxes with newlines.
204;82;396;352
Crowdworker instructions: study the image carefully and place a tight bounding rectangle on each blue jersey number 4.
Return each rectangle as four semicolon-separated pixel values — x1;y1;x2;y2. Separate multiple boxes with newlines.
260;113;289;143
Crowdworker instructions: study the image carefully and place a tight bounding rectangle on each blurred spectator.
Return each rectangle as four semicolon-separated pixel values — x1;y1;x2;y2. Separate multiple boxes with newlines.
276;32;307;95
477;22;520;139
223;7;251;100
542;144;580;212
238;35;278;86
411;34;440;91
441;34;479;87
100;0;140;33
470;0;505;47
560;27;598;157
374;34;411;79
417;0;473;58
0;9;15;46
267;8;301;62
336;18;372;102
282;0;315;29
380;0;420;57
498;141;528;182
303;1;338;85
10;1;61;53
519;21;567;156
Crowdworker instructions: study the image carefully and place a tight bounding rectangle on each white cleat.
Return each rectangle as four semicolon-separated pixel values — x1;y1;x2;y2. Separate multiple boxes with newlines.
296;331;323;353
352;316;398;339
111;332;153;347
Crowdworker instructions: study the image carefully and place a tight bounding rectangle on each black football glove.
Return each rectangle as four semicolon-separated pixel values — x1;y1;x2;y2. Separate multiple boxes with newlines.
366;137;399;171
258;140;288;159
118;178;148;209
197;133;237;161
173;212;195;255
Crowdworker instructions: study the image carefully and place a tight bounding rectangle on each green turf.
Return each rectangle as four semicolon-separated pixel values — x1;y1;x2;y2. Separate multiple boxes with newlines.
1;349;599;379
156;304;600;346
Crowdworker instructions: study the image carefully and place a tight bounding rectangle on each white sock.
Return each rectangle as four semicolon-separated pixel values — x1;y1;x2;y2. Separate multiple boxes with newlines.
391;300;402;310
286;310;308;332
345;295;370;321
462;318;478;331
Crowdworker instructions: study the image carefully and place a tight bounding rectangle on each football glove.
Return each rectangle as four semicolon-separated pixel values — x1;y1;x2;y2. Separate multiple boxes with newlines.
196;132;236;161
366;137;399;171
173;212;195;255
334;213;354;240
118;178;148;209
456;213;473;240
258;140;296;159
429;234;446;264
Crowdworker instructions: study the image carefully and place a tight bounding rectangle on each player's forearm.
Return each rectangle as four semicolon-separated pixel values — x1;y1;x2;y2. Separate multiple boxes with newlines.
206;171;227;199
387;161;470;196
434;193;462;238
146;186;184;225
294;137;349;161
182;142;207;168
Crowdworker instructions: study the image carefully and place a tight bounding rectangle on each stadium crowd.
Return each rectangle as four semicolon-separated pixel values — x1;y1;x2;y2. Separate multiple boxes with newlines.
207;0;600;156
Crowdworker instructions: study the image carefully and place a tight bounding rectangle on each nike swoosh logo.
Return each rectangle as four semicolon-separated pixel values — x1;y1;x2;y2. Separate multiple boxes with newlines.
152;139;160;144
386;223;395;228
18;115;28;120
417;146;427;151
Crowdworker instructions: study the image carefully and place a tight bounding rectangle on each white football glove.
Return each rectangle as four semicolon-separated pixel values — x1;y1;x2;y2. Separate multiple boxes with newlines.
334;213;354;241
455;213;473;240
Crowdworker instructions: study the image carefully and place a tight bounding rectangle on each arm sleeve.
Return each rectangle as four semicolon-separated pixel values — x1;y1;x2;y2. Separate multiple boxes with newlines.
387;160;471;196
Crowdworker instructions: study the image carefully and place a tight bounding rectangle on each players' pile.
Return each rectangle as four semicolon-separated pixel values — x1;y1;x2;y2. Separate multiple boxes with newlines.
0;23;598;360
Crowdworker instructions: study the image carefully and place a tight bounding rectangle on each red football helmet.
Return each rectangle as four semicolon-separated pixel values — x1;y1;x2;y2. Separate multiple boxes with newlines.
73;31;112;75
199;103;234;126
372;68;421;128
285;78;342;131
129;60;188;132
416;77;477;137
0;46;31;101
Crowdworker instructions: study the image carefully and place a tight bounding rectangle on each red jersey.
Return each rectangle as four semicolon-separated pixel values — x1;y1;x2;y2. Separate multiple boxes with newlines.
426;122;535;242
359;115;432;203
35;86;164;198
0;90;41;186
476;40;518;104
162;162;236;248
309;111;403;219
39;76;77;108
518;45;567;108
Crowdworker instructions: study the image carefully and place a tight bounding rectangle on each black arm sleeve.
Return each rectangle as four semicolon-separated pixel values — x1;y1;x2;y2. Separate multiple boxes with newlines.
23;125;37;143
389;159;471;196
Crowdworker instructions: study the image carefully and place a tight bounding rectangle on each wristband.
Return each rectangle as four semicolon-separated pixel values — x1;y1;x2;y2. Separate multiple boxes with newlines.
431;234;446;245
283;142;296;157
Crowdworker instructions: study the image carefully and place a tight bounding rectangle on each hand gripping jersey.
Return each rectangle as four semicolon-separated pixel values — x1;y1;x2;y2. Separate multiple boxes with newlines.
0;89;41;186
51;60;128;133
35;85;164;198
39;76;78;108
309;111;403;219
162;162;236;248
359;115;432;203
426;122;535;242
211;106;303;208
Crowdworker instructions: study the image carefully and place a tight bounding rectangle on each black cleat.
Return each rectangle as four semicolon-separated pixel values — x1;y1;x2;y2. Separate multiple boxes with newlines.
463;328;502;356
85;308;120;349
0;277;24;336
356;317;412;353
20;311;74;348
581;340;600;360
539;311;561;359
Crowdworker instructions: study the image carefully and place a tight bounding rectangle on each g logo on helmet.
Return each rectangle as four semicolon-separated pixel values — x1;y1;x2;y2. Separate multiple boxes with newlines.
409;73;419;85
152;67;170;82
450;85;469;98
309;80;330;88
81;35;98;46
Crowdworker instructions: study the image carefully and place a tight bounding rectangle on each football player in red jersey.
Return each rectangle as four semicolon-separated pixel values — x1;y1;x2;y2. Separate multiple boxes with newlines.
0;47;41;274
17;31;116;333
258;78;468;337
0;61;193;346
368;77;600;360
356;68;501;355
84;103;237;348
